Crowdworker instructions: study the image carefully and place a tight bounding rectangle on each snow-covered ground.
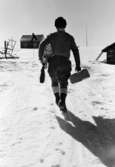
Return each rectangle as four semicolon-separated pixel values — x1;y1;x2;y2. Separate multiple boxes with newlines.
0;48;115;167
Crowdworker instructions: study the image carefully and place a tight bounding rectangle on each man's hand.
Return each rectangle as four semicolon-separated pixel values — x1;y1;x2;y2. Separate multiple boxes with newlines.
41;57;47;69
75;66;81;72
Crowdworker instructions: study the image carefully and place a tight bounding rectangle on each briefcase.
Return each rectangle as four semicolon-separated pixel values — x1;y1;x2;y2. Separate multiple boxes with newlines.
70;68;90;83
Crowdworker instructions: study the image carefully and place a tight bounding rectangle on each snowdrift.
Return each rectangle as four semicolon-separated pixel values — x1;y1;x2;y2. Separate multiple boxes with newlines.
0;47;115;167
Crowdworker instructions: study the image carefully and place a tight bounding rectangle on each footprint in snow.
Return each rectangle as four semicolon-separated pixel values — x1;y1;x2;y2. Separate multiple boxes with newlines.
50;126;55;130
33;107;38;111
91;101;104;106
55;148;66;155
40;158;44;163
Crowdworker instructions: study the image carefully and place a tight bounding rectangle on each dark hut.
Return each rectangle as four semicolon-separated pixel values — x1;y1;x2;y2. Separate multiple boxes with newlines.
20;33;44;49
102;43;115;64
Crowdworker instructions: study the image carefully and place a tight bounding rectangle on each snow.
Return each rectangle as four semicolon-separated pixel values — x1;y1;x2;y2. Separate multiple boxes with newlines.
0;48;115;167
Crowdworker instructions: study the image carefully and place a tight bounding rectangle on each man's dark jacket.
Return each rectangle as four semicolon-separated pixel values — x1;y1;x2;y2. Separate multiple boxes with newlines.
39;30;81;70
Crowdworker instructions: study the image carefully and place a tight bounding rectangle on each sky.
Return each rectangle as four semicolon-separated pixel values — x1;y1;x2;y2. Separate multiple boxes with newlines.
0;0;115;47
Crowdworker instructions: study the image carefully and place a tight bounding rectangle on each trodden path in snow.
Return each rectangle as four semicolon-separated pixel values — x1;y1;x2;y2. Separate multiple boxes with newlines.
0;60;115;167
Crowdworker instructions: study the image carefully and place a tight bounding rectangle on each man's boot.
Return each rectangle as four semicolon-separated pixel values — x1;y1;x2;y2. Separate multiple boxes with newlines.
58;93;67;112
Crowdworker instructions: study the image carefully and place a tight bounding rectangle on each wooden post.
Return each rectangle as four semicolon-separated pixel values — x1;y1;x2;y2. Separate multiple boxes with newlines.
85;24;88;47
4;41;7;59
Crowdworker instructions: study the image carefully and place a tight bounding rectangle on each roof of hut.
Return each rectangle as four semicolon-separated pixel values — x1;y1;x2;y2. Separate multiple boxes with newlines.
102;42;115;52
20;34;44;42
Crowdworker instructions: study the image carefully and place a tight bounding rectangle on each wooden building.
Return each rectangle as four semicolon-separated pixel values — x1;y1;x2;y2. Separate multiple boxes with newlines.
20;33;44;49
102;43;115;64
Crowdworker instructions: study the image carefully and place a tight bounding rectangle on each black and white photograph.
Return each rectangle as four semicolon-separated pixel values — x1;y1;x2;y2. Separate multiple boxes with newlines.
0;0;115;167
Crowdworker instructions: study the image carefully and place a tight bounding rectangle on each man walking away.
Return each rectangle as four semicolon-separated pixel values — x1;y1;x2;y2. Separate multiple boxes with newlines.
39;17;81;114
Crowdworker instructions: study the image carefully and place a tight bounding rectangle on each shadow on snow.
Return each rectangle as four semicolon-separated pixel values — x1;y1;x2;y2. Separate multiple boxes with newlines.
56;111;115;167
